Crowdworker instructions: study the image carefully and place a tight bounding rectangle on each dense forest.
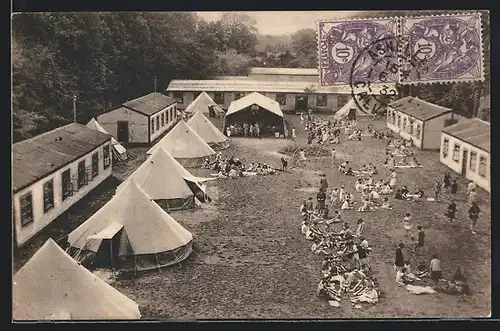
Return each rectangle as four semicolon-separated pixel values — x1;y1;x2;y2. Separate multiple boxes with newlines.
12;11;490;143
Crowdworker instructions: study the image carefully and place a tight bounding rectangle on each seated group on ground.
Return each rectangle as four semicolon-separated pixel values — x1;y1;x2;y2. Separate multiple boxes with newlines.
394;185;425;201
205;153;280;178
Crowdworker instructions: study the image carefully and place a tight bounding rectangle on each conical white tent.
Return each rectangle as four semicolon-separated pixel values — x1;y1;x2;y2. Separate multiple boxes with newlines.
187;111;229;149
334;99;370;120
117;146;212;211
184;91;216;115
147;120;215;167
67;179;193;271
87;118;128;160
13;239;141;320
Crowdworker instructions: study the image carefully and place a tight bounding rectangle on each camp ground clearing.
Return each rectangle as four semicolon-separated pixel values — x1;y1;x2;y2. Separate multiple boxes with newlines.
13;113;491;319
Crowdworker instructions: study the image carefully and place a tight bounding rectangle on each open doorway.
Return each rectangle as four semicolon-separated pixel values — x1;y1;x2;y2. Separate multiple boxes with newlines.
462;149;468;176
295;95;308;112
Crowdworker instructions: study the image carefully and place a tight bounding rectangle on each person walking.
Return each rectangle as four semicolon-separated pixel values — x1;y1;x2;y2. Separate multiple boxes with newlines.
468;201;481;234
319;174;328;192
443;171;451;190
292;127;297;140
249;123;254;137
445;200;457;223
281;157;288;172
415;225;425;255
434;180;442;202
450;179;458;194
316;188;327;214
429;254;442;285
394;243;405;274
331;148;336;164
243;122;249;138
254;123;260;139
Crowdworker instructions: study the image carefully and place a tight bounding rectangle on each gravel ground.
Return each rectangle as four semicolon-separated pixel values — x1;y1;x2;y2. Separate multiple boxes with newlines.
13;115;491;319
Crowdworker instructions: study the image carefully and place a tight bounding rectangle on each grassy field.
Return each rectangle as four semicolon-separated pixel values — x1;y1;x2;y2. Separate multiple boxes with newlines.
13;114;491;319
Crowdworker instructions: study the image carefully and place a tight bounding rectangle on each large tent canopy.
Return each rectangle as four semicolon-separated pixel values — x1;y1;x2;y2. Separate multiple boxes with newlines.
334;98;370;120
13;239;141;320
224;92;284;136
184;91;223;118
87;118;127;160
147;120;216;167
67;179;193;271
117;146;212;210
187;111;229;149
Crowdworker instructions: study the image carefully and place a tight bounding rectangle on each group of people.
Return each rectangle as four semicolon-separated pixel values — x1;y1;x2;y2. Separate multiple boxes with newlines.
204;153;281;178
226;122;261;138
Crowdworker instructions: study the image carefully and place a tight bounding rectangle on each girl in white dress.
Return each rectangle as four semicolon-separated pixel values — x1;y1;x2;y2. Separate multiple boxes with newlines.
403;212;414;241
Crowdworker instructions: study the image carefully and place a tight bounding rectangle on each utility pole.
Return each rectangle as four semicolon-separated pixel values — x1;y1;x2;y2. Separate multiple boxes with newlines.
73;95;77;123
154;75;157;93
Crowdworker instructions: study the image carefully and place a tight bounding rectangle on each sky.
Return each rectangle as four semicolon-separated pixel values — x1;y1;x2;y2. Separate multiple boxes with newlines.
196;11;359;36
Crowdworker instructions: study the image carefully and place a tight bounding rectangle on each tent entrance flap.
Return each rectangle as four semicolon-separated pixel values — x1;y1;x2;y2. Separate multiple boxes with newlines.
86;222;125;269
185;179;208;203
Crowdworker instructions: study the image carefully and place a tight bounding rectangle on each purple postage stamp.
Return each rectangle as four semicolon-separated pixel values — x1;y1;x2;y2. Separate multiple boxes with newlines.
318;18;398;86
399;13;484;84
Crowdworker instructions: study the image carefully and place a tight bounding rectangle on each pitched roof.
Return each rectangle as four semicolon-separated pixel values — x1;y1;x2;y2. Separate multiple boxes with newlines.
123;92;176;116
147;120;216;159
227;92;283;118
13;239;141;320
248;67;319;76
13;123;111;193
187;111;228;144
184;92;217;114
167;79;396;95
389;96;452;121
442;118;490;153
117;146;208;200
67;179;193;255
334;99;370;119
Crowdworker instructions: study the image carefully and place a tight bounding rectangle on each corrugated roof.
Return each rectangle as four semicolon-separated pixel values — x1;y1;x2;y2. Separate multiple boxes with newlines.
248;67;319;76
227;92;283;118
442;118;490;153
167;79;395;95
123;92;176;116
389;96;451;121
13;123;111;193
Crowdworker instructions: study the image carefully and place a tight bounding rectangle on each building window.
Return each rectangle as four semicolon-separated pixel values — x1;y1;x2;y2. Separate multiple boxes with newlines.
276;93;286;106
151;118;155;133
173;92;184;104
338;95;349;107
103;145;111;169
401;117;407;130
62;168;73;200
43;179;54;213
235;92;243;100
161;112;165;126
407;119;414;134
78;160;87;189
452;143;460;162
442;138;449;158
91;152;99;178
469;151;477;172
20;192;33;227
396;114;400;127
214;92;224;104
387;109;392;123
478;155;487;177
156;116;160;130
316;95;327;107
415;123;421;138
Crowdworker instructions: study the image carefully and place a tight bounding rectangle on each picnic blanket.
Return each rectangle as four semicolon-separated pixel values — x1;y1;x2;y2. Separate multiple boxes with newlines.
406;284;436;295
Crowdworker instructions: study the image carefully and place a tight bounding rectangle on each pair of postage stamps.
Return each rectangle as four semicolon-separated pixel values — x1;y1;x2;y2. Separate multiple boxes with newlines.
318;12;484;87
318;12;484;114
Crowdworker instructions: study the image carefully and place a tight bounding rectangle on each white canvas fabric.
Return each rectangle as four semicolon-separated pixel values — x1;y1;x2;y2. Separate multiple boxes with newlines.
184;91;217;114
116;146;211;201
12;239;141;320
67;179;193;255
146;120;215;164
226;92;283;118
187;111;228;145
87;118;127;160
334;99;370;120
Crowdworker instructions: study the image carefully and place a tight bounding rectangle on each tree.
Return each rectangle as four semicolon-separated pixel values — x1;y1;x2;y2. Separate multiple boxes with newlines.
290;28;318;68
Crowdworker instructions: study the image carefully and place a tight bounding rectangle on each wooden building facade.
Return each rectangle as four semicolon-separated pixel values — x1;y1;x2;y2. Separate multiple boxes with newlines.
12;123;113;247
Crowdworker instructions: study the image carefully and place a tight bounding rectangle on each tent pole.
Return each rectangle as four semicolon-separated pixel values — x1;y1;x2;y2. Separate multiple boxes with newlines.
110;240;114;270
155;254;162;273
134;255;138;278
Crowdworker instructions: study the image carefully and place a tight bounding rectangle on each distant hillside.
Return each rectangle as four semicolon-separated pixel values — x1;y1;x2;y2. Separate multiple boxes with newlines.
256;34;292;52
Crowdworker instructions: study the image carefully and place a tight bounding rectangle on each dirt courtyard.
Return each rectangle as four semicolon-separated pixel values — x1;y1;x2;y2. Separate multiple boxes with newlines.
109;115;490;319
13;114;491;319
